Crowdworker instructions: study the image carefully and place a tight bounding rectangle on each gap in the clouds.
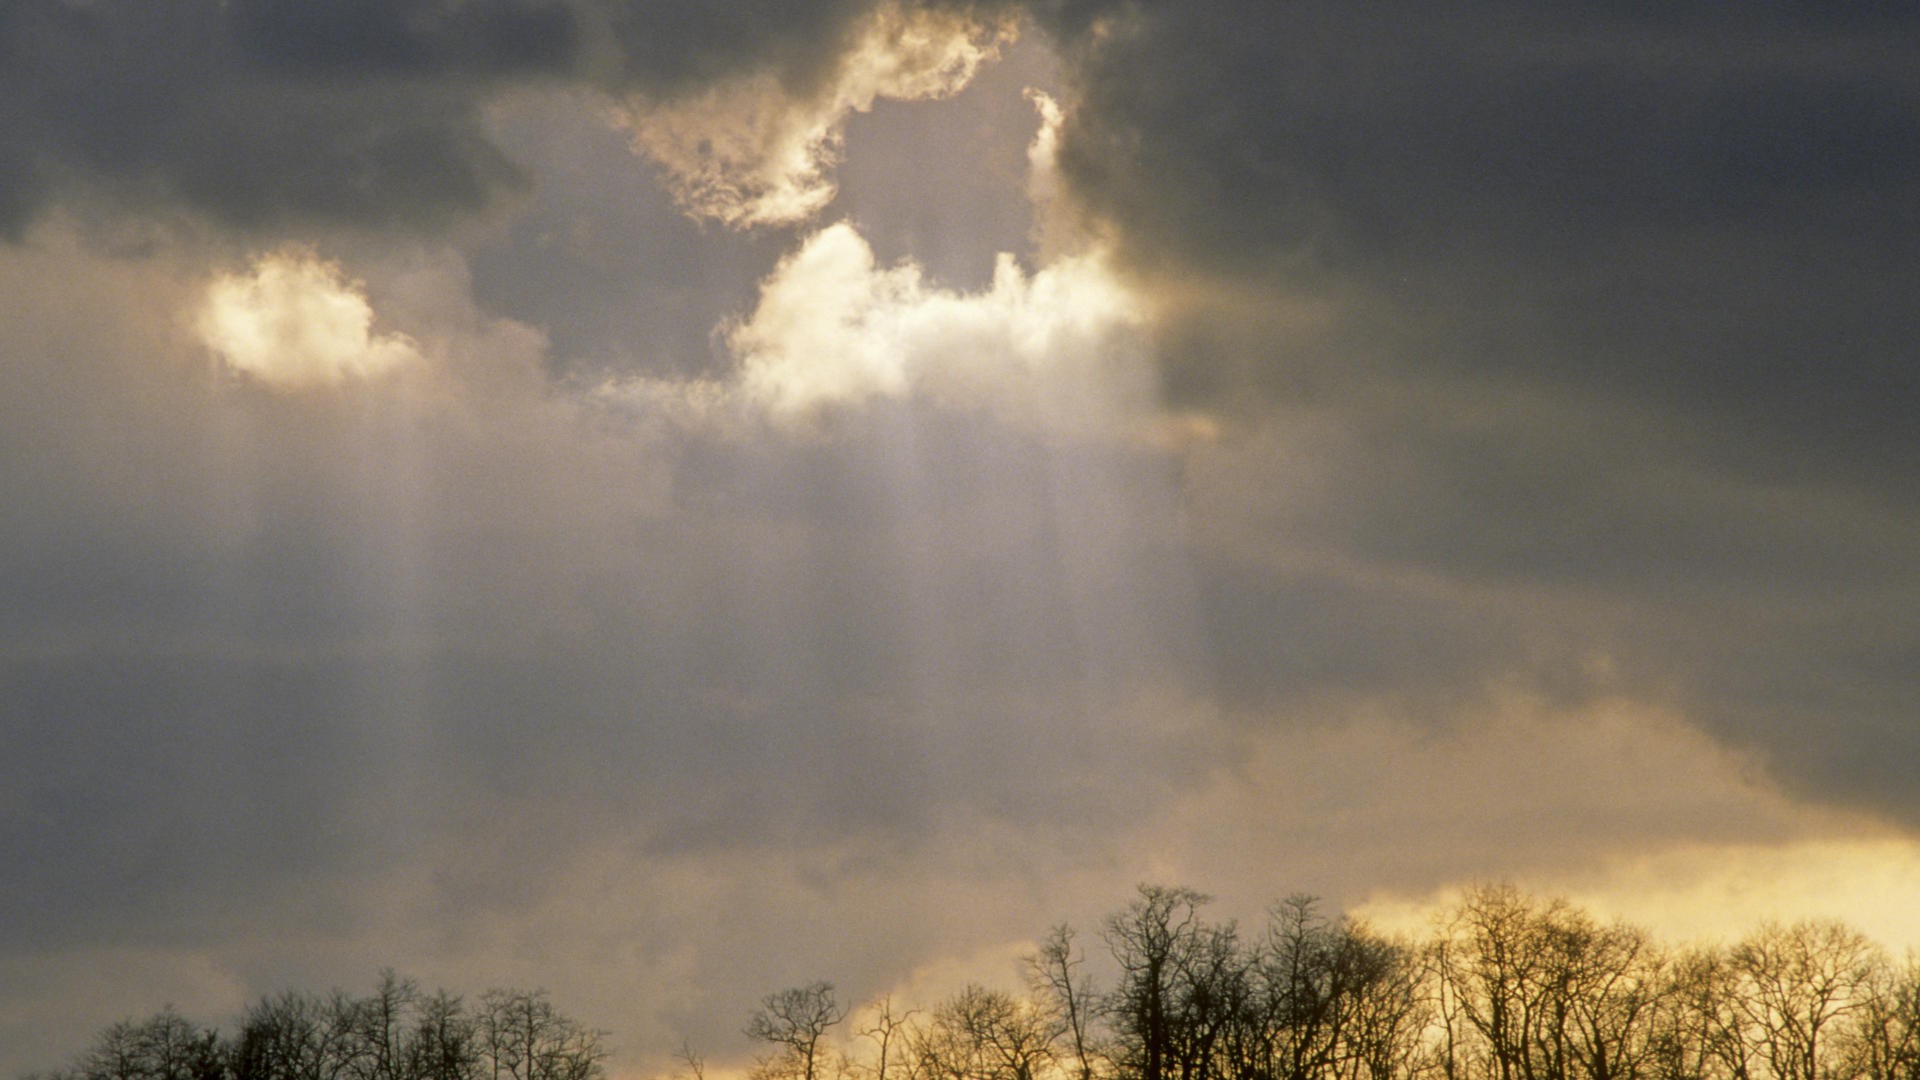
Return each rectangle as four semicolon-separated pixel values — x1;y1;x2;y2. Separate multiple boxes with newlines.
469;90;795;382
832;31;1062;292
466;28;1059;384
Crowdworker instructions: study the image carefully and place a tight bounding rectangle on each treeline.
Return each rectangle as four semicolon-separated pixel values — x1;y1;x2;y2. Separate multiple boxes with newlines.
30;886;1920;1080
732;885;1920;1080
28;973;605;1080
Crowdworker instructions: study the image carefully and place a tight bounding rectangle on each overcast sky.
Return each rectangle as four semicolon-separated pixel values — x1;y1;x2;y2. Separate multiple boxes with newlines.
5;1;1920;1075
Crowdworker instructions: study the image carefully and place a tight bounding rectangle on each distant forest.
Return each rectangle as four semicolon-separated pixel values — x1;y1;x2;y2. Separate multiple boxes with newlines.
27;884;1920;1080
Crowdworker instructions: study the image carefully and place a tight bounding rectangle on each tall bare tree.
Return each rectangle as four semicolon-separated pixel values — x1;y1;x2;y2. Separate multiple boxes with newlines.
747;983;847;1080
1030;926;1103;1080
1430;886;1669;1080
73;1008;224;1080
1102;885;1248;1080
1726;921;1882;1080
856;996;918;1080
1849;952;1920;1080
407;990;479;1080
477;989;606;1080
911;985;1059;1080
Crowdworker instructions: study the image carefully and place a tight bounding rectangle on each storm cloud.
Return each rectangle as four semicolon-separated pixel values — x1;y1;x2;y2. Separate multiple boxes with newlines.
1033;0;1920;813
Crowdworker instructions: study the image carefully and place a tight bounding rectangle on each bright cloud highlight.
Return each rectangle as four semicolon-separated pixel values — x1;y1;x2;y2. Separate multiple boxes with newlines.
196;249;421;388
724;222;1150;432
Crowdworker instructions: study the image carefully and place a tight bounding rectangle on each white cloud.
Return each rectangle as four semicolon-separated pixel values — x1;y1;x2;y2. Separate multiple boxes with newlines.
619;3;1015;227
719;221;1152;433
195;248;423;389
588;214;1156;442
730;222;920;409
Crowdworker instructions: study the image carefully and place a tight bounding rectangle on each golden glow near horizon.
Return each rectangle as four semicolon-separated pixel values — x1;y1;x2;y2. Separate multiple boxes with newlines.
1350;836;1920;953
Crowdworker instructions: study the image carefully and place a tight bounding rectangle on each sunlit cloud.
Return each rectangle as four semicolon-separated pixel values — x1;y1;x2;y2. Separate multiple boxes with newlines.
722;222;1149;430
195;248;422;388
588;213;1154;443
619;3;1015;227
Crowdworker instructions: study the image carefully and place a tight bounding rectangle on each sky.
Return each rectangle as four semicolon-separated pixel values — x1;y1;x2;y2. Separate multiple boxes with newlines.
3;0;1919;1074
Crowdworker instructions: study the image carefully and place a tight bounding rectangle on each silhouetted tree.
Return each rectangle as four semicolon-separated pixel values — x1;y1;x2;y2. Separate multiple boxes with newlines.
343;972;419;1080
231;990;361;1080
911;985;1058;1080
1252;901;1421;1080
1661;946;1754;1080
29;890;1920;1080
1102;885;1248;1080
1333;926;1425;1080
1431;886;1680;1080
1028;926;1104;1080
477;989;606;1080
855;997;917;1080
747;983;846;1080
23;976;601;1080
1726;921;1881;1080
71;1008;225;1080
406;990;480;1080
1851;952;1920;1080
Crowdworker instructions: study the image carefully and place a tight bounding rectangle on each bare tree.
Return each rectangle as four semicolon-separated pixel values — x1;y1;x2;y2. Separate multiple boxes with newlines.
670;1039;708;1080
231;990;359;1080
1658;946;1753;1080
1337;926;1426;1080
1558;920;1668;1080
1849;951;1920;1080
857;996;920;1080
1726;921;1882;1080
1259;895;1350;1080
73;1008;224;1080
1432;886;1550;1080
25;974;598;1080
1102;885;1248;1080
1030;927;1103;1080
1429;886;1670;1080
408;990;479;1080
747;983;847;1080
477;989;607;1080
342;972;421;1080
911;985;1058;1080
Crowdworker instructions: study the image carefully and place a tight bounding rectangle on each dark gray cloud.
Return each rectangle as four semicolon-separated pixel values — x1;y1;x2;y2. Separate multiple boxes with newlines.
0;0;1017;237
1029;0;1920;818
0;0;554;234
1040;1;1920;466
1042;3;1920;270
464;91;794;377
229;0;578;76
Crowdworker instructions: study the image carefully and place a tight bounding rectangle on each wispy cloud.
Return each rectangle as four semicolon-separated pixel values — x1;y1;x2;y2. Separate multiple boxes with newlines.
619;3;1015;227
